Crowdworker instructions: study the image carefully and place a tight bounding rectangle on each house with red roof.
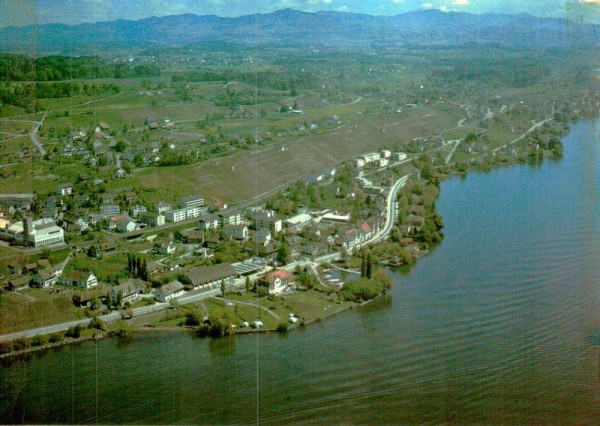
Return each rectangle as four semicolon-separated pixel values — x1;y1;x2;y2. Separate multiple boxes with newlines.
260;269;296;295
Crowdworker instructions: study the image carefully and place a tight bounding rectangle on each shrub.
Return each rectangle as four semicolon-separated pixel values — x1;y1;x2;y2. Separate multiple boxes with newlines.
13;337;30;351
48;333;64;343
31;335;48;347
0;341;13;354
276;323;288;332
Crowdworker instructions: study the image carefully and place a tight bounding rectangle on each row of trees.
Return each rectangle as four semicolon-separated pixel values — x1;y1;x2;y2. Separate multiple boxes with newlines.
127;253;149;281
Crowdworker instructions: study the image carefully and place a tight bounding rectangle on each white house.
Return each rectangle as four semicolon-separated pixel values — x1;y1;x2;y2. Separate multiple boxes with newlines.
154;238;176;255
116;218;137;233
56;183;73;196
155;280;185;302
165;209;187;223
223;224;248;241
60;271;97;289
260;269;296;295
111;279;147;304
33;268;60;288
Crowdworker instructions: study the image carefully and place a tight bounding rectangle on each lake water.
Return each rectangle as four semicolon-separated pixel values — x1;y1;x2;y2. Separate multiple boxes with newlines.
1;119;600;424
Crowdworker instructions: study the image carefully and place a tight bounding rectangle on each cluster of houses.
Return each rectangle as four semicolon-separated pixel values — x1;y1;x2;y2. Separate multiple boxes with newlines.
353;150;407;169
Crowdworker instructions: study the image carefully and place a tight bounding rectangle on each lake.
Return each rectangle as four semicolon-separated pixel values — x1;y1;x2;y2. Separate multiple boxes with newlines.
1;119;599;424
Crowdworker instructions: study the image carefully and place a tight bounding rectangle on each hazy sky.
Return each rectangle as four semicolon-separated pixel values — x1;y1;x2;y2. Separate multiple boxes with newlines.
1;0;599;28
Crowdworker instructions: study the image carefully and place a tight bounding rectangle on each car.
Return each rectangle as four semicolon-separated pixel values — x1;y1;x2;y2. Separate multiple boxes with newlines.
252;320;264;328
240;321;250;328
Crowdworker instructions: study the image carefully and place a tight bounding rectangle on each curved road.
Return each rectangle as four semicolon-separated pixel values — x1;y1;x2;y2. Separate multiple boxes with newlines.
357;173;411;249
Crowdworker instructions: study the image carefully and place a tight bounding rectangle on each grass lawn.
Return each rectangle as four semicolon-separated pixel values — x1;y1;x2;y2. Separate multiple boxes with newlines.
0;289;86;334
283;290;350;322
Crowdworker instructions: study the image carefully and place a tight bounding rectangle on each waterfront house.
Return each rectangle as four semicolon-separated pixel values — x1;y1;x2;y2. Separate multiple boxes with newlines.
155;280;185;303
260;269;296;295
184;263;236;290
111;279;147;304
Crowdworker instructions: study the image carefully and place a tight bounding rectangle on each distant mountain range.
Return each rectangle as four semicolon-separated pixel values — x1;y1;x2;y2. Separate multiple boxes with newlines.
0;9;597;54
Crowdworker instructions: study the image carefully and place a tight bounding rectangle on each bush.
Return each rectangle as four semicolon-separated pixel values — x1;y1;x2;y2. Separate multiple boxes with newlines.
31;335;48;347
48;333;64;343
184;310;202;326
276;323;288;332
65;324;82;338
13;337;30;351
0;341;13;354
340;277;384;302
88;316;107;331
257;286;269;297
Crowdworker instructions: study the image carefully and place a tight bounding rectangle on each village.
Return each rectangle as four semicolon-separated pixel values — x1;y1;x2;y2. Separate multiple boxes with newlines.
0;127;440;345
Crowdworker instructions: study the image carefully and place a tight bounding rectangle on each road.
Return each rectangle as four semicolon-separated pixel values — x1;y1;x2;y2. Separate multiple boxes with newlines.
445;139;461;164
491;118;553;154
356;174;411;249
30;112;47;156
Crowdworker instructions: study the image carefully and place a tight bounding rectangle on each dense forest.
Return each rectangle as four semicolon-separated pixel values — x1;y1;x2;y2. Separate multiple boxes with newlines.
0;54;161;81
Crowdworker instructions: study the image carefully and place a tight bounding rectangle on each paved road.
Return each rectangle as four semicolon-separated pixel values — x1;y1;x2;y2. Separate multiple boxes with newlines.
30;112;47;156
358;174;411;249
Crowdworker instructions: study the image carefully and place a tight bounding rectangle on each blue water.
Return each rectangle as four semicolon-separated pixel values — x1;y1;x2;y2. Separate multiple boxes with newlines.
1;119;599;424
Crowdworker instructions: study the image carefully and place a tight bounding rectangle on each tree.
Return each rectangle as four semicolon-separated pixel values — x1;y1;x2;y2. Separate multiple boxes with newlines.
277;243;291;265
220;279;226;296
245;275;251;292
361;251;367;277
366;252;373;280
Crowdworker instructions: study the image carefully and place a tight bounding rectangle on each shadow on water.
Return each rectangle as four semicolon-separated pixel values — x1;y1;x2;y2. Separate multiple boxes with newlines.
208;334;237;358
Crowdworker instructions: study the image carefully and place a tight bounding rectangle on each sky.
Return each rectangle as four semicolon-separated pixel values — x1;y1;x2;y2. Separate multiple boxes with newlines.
1;0;600;28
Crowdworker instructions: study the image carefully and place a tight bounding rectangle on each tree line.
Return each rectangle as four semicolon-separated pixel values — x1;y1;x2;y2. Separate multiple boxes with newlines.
0;54;161;81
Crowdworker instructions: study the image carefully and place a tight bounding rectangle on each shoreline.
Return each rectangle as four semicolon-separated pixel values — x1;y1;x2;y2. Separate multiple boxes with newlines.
0;293;391;360
1;113;588;361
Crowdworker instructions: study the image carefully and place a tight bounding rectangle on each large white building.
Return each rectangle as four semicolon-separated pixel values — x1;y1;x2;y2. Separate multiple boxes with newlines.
24;218;65;247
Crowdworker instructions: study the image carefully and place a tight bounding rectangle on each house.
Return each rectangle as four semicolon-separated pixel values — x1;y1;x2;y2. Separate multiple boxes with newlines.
155;201;172;214
56;183;74;196
284;213;312;232
254;228;272;246
154;238;176;255
141;212;165;227
116;218;136;233
132;205;147;217
204;235;220;249
359;222;373;240
254;211;283;234
100;204;120;217
184;263;236;290
6;276;31;291
33;268;59;288
260;269;296;295
219;209;244;227
303;243;326;257
223;223;248;241
111;279;147;304
185;206;202;219
97;121;110;131
407;214;425;230
165;209;187;223
155;280;185;303
179;195;204;209
181;228;204;244
60;270;98;289
199;215;220;230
